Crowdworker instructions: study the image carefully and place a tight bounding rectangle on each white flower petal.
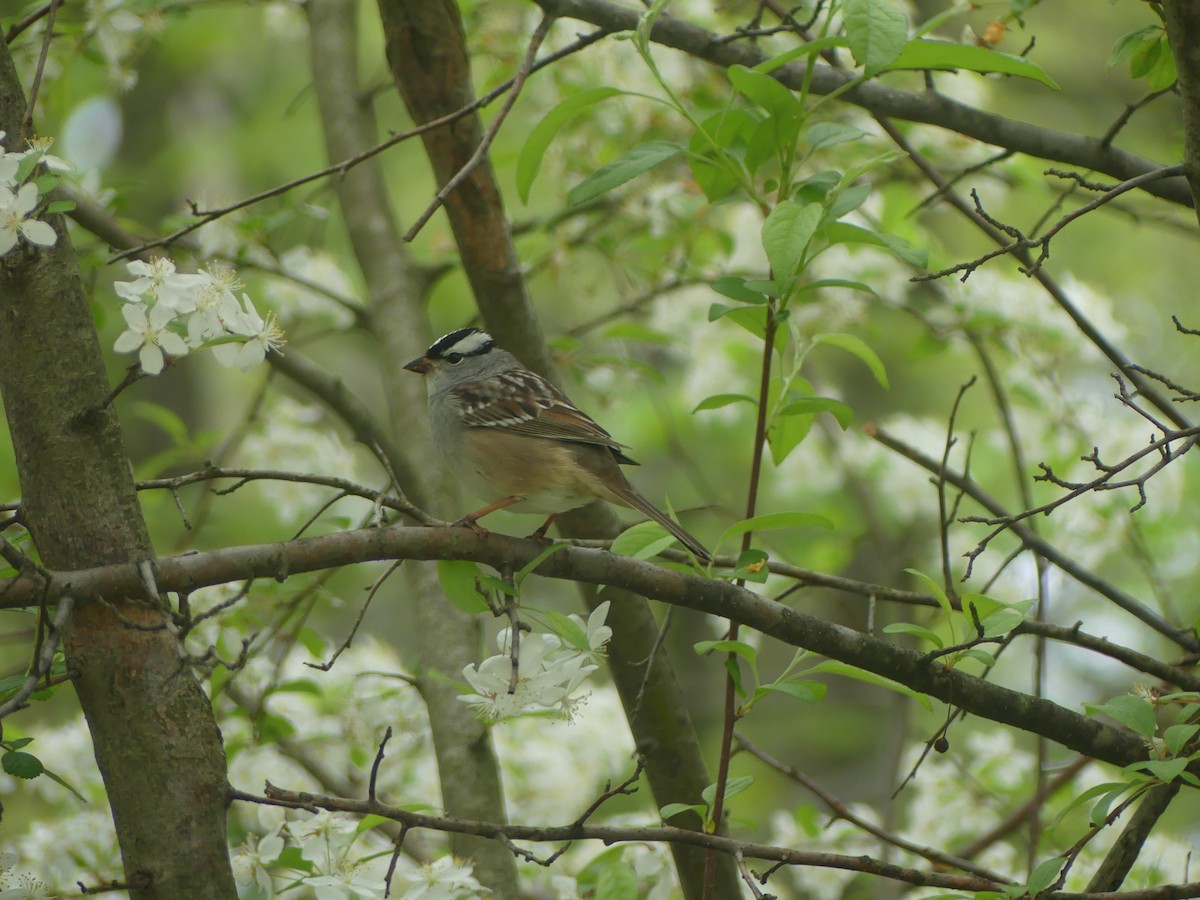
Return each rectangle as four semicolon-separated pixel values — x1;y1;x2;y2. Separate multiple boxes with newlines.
19;218;56;247
139;343;165;375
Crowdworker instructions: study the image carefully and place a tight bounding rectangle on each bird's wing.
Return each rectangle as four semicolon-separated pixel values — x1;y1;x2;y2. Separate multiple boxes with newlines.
453;370;638;462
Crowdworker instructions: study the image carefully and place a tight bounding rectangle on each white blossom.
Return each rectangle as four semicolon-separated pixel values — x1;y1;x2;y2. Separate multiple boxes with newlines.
212;295;285;369
0;183;56;254
230;826;285;897
112;301;188;374
397;856;487;899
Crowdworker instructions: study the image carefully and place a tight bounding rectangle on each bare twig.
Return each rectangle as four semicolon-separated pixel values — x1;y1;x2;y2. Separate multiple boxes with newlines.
403;15;556;242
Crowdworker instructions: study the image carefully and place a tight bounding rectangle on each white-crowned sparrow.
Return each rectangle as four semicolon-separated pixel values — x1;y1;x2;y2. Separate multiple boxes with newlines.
404;327;710;561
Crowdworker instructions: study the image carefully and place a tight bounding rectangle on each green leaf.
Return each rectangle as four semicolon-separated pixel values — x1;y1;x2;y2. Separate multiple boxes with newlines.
1132;35;1176;91
1025;856;1067;896
823;221;928;267
2;750;43;779
5;736;34;749
759;680;827;703
703;774;754;806
694;393;756;412
807;660;933;710
1108;25;1160;68
689;110;755;201
661;802;706;821
568;141;684;206
1083;694;1157;739
611;521;677;559
718;548;771;583
778;396;855;430
961;647;996;666
811;332;889;389
1127;758;1188;784
720;511;833;545
796;278;878;299
762;200;823;278
695;639;758;666
729;65;803;118
517;87;625;203
515;541;567;586
257;713;296;744
885;39;1059;90
709;303;769;339
754;37;851;74
883;622;943;648
711;275;769;304
44;199;76;214
843;0;908;74
353;814;392;836
534;609;590;651
767;405;813;465
594;860;639;900
1163;723;1199;756
437;560;491;615
807;122;866;149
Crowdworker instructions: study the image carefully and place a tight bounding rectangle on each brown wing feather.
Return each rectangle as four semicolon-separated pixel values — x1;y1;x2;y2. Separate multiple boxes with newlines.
453;370;638;463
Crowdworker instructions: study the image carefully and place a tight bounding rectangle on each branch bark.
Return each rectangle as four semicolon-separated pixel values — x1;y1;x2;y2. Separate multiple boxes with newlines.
7;524;1165;772
528;0;1192;207
1162;0;1200;221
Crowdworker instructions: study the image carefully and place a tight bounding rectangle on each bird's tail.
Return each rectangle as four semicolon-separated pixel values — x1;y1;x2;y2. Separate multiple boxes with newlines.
622;489;711;563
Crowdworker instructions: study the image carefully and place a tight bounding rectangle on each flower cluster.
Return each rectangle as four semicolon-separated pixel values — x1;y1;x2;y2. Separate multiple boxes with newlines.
112;258;284;375
459;602;613;721
0;134;66;258
0;851;54;900
230;809;486;900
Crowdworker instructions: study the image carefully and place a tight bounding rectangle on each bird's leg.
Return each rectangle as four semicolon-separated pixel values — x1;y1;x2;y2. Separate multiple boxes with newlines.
528;514;558;543
452;496;524;536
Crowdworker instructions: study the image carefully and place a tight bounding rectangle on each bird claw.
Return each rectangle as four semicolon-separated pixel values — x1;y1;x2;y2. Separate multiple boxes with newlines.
451;515;490;538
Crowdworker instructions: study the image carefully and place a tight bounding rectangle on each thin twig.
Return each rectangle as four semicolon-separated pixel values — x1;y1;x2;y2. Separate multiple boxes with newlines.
403;15;556;242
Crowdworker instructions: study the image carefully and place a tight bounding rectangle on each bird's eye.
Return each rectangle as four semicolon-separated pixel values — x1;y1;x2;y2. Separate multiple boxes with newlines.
444;352;464;365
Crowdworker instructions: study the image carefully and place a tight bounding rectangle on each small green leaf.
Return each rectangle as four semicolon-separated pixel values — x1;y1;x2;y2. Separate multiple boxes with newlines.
720;511;833;545
823;221;928;267
1025;856;1067;896
961;647;997;666
257;713;296;744
844;0;909;74
695;639;758;666
568;141;684;206
611;521;677;559
755;37;851;74
1163;723;1199;756
1127;758;1188;784
796;278;878;299
703;775;754;806
1083;694;1157;739
1109;25;1161;68
759;680;827;703
661;802;706;821
594;859;639;900
762;200;823;279
44;199;76;214
711;275;769;304
807;122;867;149
437;560;491;615
883;622;943;648
778;396;855;430
728;65;803;119
886;39;1059;90
5;736;34;750
517;87;625;202
2;750;43;779
515;542;567;586
353;814;392;836
767;407;813;464
709;303;769;339
533;609;590;651
694;393;756;412
807;660;933;710
812;332;889;389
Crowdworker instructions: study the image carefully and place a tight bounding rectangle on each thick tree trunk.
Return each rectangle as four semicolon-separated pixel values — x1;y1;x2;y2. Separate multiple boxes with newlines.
0;44;235;900
373;3;740;895
306;2;523;894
